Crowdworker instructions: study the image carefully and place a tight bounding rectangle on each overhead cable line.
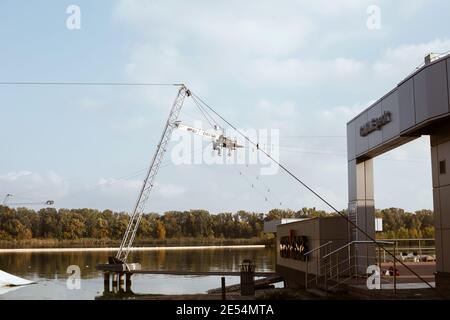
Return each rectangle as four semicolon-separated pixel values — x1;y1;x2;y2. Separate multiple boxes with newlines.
0;82;183;86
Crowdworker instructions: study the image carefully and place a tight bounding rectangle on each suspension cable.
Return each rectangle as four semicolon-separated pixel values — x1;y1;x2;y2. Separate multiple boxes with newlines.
255;174;283;207
191;96;216;129
235;167;278;209
191;95;222;130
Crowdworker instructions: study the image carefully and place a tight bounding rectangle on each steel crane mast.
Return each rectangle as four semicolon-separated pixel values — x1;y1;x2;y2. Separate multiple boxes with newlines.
113;85;191;263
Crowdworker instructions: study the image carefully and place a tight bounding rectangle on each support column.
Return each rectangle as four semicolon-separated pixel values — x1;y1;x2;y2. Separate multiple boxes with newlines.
221;277;226;300
431;126;450;290
348;158;376;273
112;273;118;293
240;260;255;296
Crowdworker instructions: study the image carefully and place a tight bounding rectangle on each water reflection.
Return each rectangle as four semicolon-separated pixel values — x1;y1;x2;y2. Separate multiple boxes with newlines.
0;247;276;299
0;248;276;279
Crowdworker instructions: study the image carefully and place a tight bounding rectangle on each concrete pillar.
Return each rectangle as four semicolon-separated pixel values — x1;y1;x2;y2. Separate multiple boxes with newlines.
431;126;450;290
348;158;376;272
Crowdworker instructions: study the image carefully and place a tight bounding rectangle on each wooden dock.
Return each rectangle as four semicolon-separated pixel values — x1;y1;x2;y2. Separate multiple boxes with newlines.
120;270;278;277
96;261;283;298
207;275;284;294
96;263;277;277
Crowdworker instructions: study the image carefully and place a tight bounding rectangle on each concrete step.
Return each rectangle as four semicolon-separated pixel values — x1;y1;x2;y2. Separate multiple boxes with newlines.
305;288;328;298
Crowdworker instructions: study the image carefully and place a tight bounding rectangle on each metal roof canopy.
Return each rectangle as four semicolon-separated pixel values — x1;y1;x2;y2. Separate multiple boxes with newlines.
347;54;450;162
346;53;450;290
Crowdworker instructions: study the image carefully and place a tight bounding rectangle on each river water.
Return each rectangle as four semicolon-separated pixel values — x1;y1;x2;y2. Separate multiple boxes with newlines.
0;247;276;300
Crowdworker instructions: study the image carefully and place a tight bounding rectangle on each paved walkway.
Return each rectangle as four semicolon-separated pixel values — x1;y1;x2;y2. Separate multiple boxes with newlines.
380;261;435;283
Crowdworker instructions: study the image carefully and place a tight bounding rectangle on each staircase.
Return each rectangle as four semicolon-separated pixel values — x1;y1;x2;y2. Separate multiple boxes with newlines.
304;240;401;298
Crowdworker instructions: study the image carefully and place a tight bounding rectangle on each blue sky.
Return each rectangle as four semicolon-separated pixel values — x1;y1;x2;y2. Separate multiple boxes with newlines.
1;0;449;213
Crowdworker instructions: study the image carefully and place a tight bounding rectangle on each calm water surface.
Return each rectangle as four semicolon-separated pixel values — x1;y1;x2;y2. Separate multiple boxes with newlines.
0;247;276;300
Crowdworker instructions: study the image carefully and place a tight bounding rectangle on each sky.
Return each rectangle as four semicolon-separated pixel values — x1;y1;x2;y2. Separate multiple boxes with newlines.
1;0;449;214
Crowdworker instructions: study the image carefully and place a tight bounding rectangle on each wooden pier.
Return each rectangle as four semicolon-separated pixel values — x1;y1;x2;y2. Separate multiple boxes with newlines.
96;261;283;298
207;275;284;294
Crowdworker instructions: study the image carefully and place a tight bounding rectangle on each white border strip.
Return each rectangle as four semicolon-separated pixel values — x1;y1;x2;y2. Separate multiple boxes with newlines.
0;244;265;253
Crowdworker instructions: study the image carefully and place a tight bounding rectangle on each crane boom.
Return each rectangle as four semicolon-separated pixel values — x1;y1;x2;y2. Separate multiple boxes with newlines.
114;85;191;263
174;122;220;139
173;122;243;156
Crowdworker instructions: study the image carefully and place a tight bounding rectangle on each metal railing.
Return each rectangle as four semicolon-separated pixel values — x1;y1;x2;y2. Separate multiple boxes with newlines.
304;241;333;289
303;238;436;294
376;238;435;263
321;240;396;292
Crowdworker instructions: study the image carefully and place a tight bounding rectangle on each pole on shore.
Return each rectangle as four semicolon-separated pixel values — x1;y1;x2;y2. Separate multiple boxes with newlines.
221;276;226;300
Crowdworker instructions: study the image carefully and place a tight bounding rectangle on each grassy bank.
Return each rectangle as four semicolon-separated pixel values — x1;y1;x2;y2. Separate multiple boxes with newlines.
0;237;274;249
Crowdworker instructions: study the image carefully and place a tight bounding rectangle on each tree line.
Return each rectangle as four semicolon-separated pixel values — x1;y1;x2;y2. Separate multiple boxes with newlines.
375;208;434;239
0;205;435;241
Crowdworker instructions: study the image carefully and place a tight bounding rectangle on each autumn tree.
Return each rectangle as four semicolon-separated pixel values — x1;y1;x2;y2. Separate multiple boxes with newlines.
156;220;166;240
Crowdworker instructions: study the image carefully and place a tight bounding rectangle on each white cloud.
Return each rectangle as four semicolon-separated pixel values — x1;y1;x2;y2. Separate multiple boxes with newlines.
82;1;442;213
243;57;365;88
113;0;315;57
111;0;322;95
111;116;151;131
302;0;369;16
251;99;299;132
0;170;32;181
0;170;68;202
96;178;142;191
79;97;106;111
375;136;432;211
155;184;186;199
84;178;185;207
373;38;450;81
320;101;374;120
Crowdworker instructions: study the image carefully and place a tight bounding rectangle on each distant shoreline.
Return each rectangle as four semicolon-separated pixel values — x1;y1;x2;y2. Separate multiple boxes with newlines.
0;244;266;254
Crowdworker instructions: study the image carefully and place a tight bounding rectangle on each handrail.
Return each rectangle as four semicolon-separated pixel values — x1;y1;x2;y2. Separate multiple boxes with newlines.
378;238;434;241
322;240;398;293
304;241;333;290
304;241;333;257
323;240;394;259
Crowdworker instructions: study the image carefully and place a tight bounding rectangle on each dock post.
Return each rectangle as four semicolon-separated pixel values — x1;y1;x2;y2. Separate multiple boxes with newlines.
126;273;132;293
112;273;118;293
118;273;125;292
240;259;255;296
103;272;110;292
221;276;226;300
